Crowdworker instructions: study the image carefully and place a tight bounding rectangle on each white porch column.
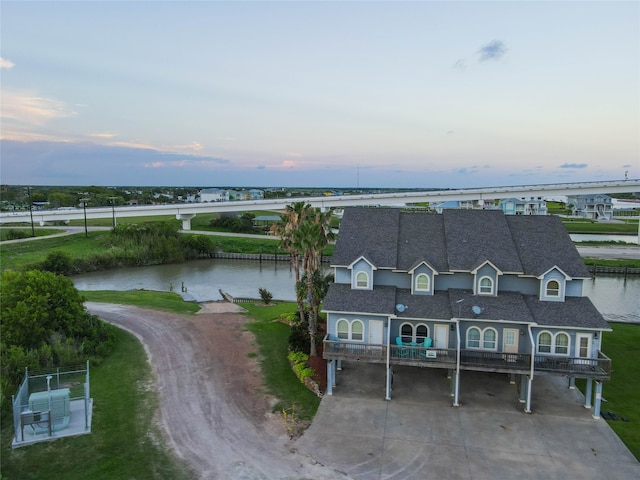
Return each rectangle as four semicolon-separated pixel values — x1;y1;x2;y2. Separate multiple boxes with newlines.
568;376;576;389
593;381;603;419
326;361;333;395
584;378;593;409
176;213;195;230
525;376;533;413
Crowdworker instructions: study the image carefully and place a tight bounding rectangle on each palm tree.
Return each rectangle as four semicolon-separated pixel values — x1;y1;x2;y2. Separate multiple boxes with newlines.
271;202;313;324
297;209;334;356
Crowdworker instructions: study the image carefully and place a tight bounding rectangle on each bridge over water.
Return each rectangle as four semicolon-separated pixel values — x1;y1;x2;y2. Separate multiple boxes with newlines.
2;180;639;238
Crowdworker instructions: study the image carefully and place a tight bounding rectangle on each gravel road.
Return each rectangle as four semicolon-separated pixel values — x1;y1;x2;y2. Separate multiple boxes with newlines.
85;302;346;480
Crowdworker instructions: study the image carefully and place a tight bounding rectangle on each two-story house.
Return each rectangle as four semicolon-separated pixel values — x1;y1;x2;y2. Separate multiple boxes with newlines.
322;207;611;416
498;197;548;215
567;194;613;220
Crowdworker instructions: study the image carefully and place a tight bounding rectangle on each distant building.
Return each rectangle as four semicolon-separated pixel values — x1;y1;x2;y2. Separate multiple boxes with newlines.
567;194;613;220
234;189;264;200
200;188;230;203
498;198;547;215
431;199;496;213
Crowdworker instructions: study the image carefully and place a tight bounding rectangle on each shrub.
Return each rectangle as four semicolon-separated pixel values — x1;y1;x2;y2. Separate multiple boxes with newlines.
288;316;310;354
41;250;73;275
258;287;273;305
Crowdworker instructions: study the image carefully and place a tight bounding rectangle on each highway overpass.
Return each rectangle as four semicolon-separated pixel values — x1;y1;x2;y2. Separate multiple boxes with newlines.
2;179;639;233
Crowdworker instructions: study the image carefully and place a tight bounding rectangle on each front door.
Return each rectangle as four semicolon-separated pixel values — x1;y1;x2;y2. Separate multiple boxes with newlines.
369;320;384;345
434;324;448;349
576;333;592;363
503;328;519;354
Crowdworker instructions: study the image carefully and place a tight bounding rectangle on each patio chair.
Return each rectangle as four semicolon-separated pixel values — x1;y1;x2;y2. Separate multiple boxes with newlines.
395;337;409;358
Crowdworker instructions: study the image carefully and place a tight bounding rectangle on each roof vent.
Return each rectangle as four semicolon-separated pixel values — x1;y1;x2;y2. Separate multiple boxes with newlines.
396;304;407;313
472;305;484;316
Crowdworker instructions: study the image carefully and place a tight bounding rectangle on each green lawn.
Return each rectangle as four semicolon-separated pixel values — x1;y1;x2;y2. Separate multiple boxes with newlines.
241;302;321;421
0;227;63;241
0;231;111;272
561;218;638;235
82;290;201;314
0;328;194;480
595;323;640;459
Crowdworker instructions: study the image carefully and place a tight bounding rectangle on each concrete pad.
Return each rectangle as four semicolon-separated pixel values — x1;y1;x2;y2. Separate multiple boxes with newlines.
297;361;640;480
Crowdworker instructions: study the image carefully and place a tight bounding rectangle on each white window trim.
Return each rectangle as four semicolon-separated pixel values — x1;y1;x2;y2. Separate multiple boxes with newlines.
466;327;481;349
354;271;370;289
545;279;561;297
415;273;430;292
400;322;430;343
478;276;494;295
536;330;570;356
336;318;365;342
466;326;498;351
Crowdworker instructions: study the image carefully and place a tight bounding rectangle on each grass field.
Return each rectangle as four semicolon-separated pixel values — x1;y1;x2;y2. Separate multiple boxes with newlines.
0;231;111;272
0;327;194;480
589;323;640;459
242;302;321;421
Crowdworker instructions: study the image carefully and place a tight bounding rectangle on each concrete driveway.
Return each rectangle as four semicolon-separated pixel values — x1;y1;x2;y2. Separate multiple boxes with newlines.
297;362;639;480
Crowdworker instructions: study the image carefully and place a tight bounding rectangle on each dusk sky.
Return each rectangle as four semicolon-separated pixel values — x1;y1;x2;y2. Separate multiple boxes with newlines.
1;1;638;188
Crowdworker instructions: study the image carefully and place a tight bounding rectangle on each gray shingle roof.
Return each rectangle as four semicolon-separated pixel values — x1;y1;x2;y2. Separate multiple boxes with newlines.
323;283;397;315
330;208;400;268
332;207;586;277
442;209;524;273
397;213;449;272
524;295;610;329
506;215;590;278
395;290;452;319
447;289;535;323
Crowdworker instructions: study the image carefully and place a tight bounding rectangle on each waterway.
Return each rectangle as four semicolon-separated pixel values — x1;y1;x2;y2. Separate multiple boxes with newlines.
72;258;639;323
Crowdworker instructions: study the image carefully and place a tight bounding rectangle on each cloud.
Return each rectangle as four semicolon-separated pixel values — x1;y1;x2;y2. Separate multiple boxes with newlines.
89;132;117;139
257;165;266;170
559;163;588;169
1;90;77;125
0;57;15;69
477;40;508;62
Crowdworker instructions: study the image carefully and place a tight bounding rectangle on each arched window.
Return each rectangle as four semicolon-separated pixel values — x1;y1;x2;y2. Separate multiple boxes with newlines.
483;328;497;350
352;321;364;341
336;319;365;342
467;327;481;348
401;323;413;343
416;324;429;343
479;277;494;295
356;271;369;289
416;273;430;292
537;332;552;353
337;319;349;340
546;280;560;297
555;333;569;355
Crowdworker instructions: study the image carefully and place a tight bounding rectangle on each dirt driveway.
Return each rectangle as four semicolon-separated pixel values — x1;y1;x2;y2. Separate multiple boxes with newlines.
86;302;344;480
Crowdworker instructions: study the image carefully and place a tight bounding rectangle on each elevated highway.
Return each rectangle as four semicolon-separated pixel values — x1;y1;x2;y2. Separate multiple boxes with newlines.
2;179;639;232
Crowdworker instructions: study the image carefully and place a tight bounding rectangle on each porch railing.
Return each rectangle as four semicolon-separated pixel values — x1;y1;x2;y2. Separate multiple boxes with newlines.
534;351;611;379
323;337;611;379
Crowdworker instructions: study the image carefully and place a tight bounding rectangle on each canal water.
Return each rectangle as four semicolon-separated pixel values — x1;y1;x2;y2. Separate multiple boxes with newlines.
72;258;639;323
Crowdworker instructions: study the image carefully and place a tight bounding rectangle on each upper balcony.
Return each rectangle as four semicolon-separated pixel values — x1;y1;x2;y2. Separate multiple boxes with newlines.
323;337;611;379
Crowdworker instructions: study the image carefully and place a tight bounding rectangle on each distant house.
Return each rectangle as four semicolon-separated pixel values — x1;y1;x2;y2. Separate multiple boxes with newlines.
498;197;548;215
322;208;611;416
234;189;264;200
567;194;613;220
200;188;230;203
431;199;495;213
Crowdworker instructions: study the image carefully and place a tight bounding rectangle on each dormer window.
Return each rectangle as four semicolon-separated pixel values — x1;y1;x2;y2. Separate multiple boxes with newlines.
479;277;494;295
546;280;560;297
356;271;369;289
415;273;430;292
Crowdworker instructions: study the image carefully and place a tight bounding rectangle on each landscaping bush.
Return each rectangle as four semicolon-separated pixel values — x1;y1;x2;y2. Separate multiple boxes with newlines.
259;287;273;305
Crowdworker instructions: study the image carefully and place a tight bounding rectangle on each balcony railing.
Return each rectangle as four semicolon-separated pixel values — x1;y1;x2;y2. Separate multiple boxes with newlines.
534;351;611;379
323;337;611;379
460;350;531;372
